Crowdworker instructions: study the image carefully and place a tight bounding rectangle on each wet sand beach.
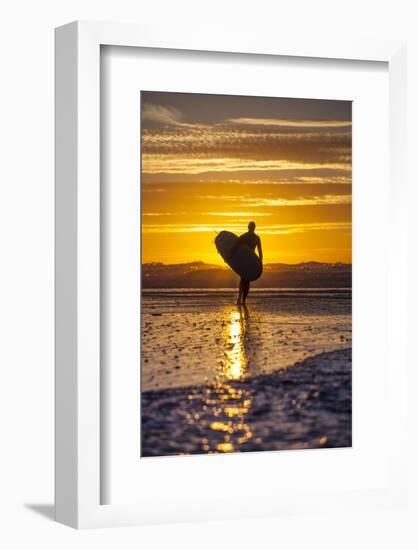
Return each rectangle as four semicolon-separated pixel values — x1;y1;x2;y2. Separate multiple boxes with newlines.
141;289;352;457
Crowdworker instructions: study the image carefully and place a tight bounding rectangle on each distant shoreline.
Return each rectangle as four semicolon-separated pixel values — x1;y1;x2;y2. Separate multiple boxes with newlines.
142;260;352;289
142;287;352;292
143;261;352;268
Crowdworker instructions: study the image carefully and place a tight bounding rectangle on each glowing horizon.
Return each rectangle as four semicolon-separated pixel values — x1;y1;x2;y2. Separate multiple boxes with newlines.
141;92;352;265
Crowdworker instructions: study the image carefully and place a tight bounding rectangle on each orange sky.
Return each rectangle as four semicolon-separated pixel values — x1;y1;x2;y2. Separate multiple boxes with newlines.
141;92;352;265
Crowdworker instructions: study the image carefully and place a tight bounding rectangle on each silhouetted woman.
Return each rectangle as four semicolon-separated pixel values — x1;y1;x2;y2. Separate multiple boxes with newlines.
228;221;263;305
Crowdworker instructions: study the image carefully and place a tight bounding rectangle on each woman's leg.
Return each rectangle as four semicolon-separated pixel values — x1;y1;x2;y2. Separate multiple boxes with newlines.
242;279;250;304
237;278;243;304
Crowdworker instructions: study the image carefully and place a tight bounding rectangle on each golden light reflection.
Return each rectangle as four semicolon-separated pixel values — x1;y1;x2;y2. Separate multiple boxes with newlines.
224;310;247;380
184;306;259;454
208;306;255;453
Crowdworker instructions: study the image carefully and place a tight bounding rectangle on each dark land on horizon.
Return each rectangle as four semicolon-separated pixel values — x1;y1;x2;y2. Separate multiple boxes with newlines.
142;261;352;289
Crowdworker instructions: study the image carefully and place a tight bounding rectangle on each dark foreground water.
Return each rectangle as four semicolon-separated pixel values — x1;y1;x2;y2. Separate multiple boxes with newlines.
141;289;352;457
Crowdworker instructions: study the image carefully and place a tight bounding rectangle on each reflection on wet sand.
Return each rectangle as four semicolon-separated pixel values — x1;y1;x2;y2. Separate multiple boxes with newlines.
141;290;352;457
187;306;259;454
224;308;247;380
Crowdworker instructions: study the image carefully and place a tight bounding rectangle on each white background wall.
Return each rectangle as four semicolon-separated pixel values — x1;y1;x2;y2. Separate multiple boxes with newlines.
0;0;416;547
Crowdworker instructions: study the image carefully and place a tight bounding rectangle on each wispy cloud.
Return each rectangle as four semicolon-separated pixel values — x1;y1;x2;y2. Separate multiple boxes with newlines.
142;116;351;176
227;117;352;128
143;211;273;218
241;195;352;207
142;212;189;216
286;175;351;185
203;211;272;217
142;128;351;156
199;194;351;207
142;221;352;234
142;155;351;175
215;176;352;185
142;104;190;127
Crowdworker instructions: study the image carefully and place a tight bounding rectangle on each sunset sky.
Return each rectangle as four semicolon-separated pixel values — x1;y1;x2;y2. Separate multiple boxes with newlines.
141;91;352;265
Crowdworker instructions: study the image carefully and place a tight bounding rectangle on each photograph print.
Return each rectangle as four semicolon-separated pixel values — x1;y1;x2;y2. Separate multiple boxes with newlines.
140;91;352;457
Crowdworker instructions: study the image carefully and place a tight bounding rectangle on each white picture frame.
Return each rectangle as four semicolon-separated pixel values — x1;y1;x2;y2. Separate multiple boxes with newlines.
55;21;407;529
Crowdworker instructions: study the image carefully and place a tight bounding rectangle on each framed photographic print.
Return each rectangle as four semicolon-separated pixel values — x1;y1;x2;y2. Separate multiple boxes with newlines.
55;21;407;528
139;90;353;458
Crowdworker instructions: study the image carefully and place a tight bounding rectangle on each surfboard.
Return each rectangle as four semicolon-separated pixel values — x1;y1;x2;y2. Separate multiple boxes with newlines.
215;230;263;282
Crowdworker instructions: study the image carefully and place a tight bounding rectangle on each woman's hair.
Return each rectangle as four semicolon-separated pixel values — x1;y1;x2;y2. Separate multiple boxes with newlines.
248;221;256;231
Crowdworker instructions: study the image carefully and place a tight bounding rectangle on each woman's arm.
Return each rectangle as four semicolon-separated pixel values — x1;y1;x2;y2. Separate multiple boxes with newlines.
257;236;263;262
